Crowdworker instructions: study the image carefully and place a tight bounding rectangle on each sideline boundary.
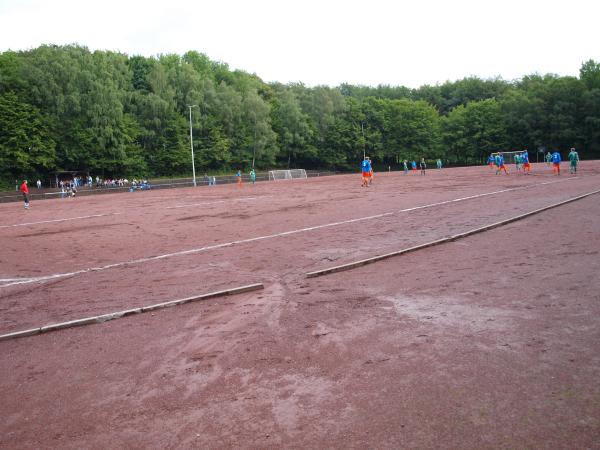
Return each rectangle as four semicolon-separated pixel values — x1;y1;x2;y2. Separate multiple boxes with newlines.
0;177;580;288
0;283;264;342
0;213;121;229
306;188;600;278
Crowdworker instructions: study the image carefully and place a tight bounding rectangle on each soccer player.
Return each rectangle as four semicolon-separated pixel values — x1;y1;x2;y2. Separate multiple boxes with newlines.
545;151;552;166
361;157;372;187
236;169;243;187
521;150;531;175
568;147;579;174
250;169;256;185
411;160;417;173
403;160;408;174
495;153;508;175
420;158;426;175
551;150;562;175
514;153;522;173
436;158;442;169
20;180;30;209
487;154;495;170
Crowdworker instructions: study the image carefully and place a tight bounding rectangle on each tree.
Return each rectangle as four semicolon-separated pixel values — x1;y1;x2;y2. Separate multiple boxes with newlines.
443;98;507;163
272;88;313;167
0;92;56;179
383;99;441;163
580;59;600;90
2;44;599;184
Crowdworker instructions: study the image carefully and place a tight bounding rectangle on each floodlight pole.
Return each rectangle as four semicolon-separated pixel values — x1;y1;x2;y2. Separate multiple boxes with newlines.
252;117;257;170
188;105;198;187
361;122;366;160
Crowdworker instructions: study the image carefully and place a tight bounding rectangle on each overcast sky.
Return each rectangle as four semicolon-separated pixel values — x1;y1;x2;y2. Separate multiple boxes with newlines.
1;0;599;88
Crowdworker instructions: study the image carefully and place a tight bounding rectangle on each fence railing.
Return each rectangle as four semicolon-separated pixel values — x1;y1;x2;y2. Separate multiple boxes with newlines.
0;170;337;203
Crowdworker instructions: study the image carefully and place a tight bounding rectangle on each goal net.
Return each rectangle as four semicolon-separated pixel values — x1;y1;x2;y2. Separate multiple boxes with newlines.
491;151;525;164
268;169;307;181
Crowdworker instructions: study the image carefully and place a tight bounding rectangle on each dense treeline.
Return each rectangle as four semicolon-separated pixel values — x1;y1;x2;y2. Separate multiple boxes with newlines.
1;45;599;187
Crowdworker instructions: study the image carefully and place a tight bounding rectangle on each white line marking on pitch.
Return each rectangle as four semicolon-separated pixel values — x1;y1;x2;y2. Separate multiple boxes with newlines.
0;213;122;229
0;177;581;288
306;188;600;278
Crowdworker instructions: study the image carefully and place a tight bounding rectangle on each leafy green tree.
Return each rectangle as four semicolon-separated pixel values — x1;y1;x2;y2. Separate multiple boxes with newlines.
581;88;600;158
580;59;600;90
3;43;599;185
242;89;277;168
272;88;313;167
383;99;441;163
443;98;507;163
0;92;56;178
0;51;26;95
499;89;543;151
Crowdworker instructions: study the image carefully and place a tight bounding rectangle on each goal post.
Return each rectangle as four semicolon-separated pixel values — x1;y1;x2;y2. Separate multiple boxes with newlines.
268;169;307;181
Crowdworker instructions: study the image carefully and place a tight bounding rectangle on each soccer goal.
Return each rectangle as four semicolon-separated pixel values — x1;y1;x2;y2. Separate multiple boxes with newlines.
491;151;525;164
268;169;308;181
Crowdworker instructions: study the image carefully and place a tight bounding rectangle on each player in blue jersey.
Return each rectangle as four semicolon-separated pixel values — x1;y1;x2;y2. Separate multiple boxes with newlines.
361;157;372;187
495;153;508;175
551;150;561;175
487;154;495;170
521;150;531;175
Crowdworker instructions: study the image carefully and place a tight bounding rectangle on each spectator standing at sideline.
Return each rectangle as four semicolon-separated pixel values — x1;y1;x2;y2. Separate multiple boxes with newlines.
36;179;42;189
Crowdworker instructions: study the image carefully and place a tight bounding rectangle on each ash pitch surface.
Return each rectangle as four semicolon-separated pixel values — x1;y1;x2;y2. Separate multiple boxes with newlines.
1;162;600;449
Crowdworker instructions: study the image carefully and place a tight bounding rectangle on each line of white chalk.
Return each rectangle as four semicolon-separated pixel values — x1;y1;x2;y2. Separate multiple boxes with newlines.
0;177;579;288
307;188;600;277
0;213;121;229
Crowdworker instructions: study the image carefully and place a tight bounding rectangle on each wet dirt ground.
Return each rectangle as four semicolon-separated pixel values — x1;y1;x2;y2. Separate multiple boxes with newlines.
1;162;599;449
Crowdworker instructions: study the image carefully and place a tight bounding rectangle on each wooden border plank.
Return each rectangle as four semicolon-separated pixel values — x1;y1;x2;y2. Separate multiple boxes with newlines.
306;189;600;278
0;283;264;342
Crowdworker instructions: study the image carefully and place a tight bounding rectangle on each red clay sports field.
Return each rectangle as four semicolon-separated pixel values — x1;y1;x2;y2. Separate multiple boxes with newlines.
1;162;600;448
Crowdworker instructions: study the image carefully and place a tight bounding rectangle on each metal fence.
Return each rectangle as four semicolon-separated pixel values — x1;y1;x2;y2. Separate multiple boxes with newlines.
0;170;337;204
